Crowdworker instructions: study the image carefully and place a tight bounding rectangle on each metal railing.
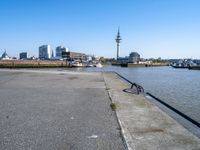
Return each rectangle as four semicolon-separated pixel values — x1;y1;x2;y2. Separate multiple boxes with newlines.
108;71;144;94
146;92;200;128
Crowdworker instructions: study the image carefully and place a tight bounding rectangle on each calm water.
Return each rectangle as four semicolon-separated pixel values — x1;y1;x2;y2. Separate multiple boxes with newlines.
83;66;200;123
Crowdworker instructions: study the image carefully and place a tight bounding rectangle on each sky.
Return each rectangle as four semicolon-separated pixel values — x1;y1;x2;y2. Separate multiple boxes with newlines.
0;0;200;59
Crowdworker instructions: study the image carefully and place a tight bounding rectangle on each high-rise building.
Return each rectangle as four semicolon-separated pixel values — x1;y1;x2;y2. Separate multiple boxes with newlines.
19;52;28;59
39;45;51;59
56;46;68;58
115;28;122;60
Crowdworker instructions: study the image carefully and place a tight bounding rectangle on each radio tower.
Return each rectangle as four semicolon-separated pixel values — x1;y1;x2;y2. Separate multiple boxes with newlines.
115;27;122;60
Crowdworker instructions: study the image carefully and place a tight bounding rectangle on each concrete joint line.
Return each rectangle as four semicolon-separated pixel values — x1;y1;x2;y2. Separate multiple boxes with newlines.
102;72;130;150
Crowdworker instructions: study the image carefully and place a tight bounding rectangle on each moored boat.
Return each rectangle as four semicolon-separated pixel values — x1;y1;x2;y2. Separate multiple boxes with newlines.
69;61;84;67
94;63;103;68
172;65;189;69
86;64;94;67
188;66;200;70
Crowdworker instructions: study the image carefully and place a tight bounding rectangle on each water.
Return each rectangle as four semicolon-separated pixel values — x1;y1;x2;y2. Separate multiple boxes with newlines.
83;66;200;123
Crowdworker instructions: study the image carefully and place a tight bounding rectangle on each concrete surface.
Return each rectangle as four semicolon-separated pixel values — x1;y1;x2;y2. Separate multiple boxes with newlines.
1;69;200;150
0;69;126;150
103;73;200;150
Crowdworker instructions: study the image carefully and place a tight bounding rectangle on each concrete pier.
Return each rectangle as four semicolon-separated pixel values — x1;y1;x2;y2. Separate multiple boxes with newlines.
0;69;200;150
0;69;125;150
103;73;200;150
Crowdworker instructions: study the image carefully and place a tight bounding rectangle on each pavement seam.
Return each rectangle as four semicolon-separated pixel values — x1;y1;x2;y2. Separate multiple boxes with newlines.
102;72;130;150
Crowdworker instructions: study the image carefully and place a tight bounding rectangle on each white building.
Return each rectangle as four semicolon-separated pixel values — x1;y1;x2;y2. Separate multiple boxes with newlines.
39;45;51;59
56;46;68;58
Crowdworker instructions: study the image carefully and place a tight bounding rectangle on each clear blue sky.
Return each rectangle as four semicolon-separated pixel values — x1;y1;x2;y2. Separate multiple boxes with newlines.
0;0;200;59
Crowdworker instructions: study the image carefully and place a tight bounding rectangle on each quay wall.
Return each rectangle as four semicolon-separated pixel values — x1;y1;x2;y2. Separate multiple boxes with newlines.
112;63;168;67
127;63;168;67
103;72;200;149
0;60;67;68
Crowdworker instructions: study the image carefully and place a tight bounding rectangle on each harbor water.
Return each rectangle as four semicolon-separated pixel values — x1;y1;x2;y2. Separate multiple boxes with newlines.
83;66;200;124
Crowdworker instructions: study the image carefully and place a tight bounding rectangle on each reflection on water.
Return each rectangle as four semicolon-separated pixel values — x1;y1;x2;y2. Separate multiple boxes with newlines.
82;66;200;123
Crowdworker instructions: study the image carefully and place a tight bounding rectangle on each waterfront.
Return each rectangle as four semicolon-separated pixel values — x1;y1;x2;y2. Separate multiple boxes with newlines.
0;69;199;149
83;66;200;124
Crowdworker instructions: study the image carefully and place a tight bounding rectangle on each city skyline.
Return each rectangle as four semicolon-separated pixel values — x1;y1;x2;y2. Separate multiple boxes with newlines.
1;0;200;59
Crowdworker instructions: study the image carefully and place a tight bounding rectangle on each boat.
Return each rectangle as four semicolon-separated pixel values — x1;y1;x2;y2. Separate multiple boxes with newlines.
172;65;189;69
171;63;189;69
188;66;200;70
171;59;198;69
86;64;94;67
69;61;83;67
94;63;103;68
